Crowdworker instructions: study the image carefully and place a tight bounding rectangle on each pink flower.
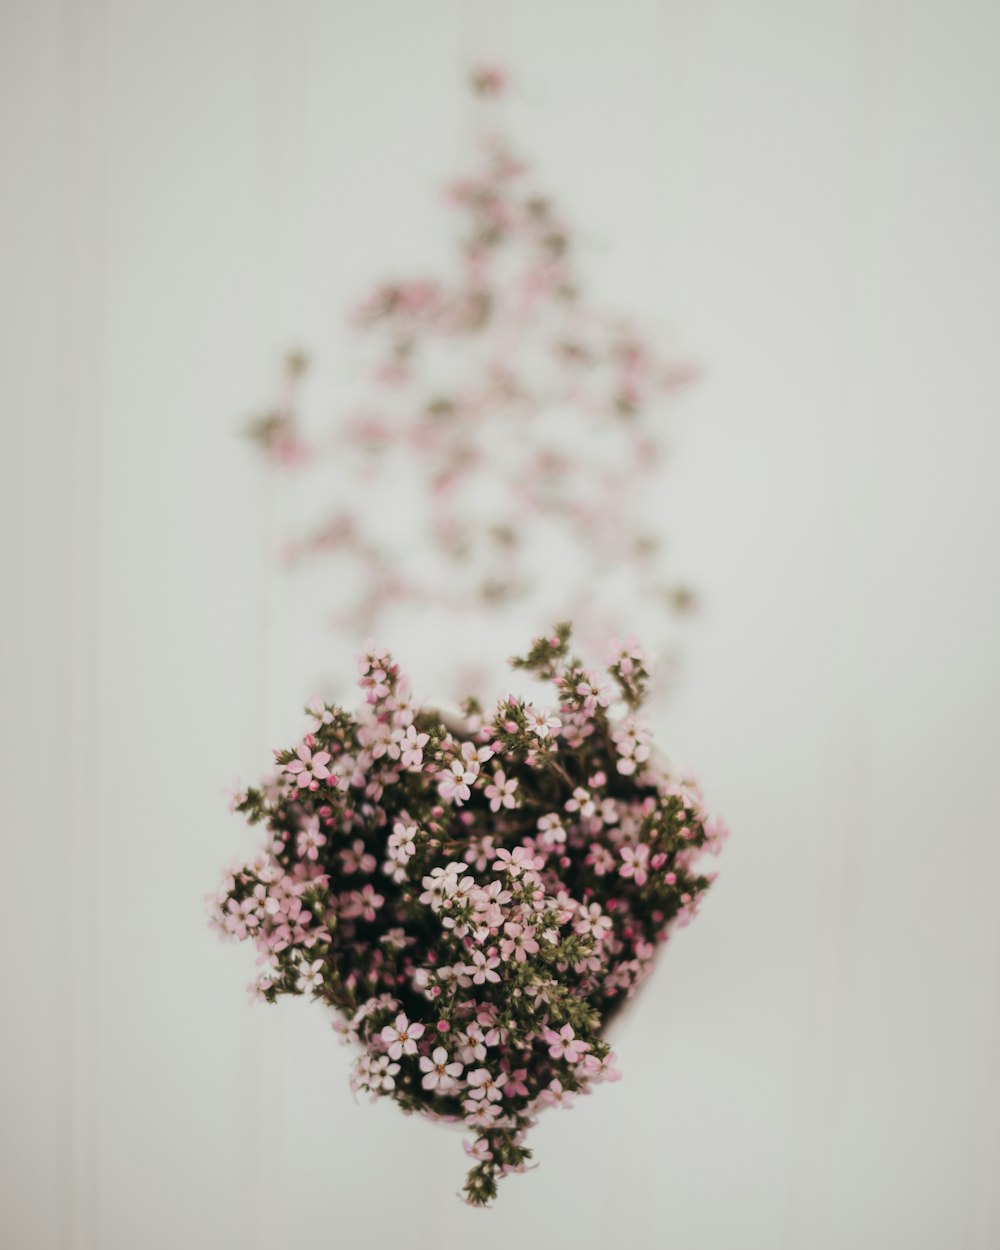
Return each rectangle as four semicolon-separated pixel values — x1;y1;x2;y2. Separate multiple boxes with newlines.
400;724;429;769
296;959;324;994
305;696;334;733
580;1050;622;1083
387;822;417;865
667;776;703;814
247;851;279;882
484;770;518;812
492;846;539;878
536;813;566;845
544;1024;589;1064
500;922;539;963
526;707;561;739
226;781;248;813
438;760;476;804
247;974;273;1003
463;1100;503;1128
565;788;596;819
438;742;492;805
296;815;326;861
575;902;611;940
472;878;511;929
224;896;260;938
284;742;332;788
459;1021;497;1062
381;1013;425;1059
608;635;646;676
573;676;610;713
365;1055;401;1092
419;1047;464;1092
464;834;498;872
500;1063;529;1098
585;843;615;876
356;883;384;921
463;1137;493;1162
467;950;501;985
356;639;389;678
538;1078;575;1109
339;838;376;875
620;844;650;886
704;817;729;853
466;1068;507;1102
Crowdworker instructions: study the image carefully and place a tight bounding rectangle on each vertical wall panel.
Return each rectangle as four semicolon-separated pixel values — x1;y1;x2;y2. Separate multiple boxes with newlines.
1;4;76;1247
93;3;278;1247
59;2;108;1245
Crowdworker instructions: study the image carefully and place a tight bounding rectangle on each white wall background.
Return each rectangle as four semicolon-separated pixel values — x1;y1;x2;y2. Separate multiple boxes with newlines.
3;2;1000;1248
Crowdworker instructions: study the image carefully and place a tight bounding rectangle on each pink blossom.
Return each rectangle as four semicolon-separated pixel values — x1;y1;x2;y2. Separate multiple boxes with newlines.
464;834;498;871
484;769;518;812
575;902;611;940
387;822;417;865
565;788;596;819
305;697;334;733
492;846;539;878
463;1100;503;1128
667;776;703;814
500;1063;529;1098
356;883;385;921
296;815;326;861
538;1078;576;1109
296;959;324;994
608;635;647;676
586;843;615;876
573;676;610;713
467;950;501;985
536;813;566;845
419;1047;464;1092
400;724;430;769
466;1068;507;1102
381;1013;426;1060
364;1054;401;1092
500;922;539;963
620;843;650;886
284;742;332;788
544;1024;589;1064
247;974;273;1003
438;760;476;804
224;896;260;939
579;1050;622;1083
526;707;561;739
463;1137;493;1162
339;838;377;875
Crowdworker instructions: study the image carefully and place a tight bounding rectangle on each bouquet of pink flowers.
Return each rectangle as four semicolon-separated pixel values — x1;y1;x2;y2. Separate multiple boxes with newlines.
210;625;726;1204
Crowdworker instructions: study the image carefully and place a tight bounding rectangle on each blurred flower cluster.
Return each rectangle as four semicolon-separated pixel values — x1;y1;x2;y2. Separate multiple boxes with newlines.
249;67;696;686
210;624;725;1204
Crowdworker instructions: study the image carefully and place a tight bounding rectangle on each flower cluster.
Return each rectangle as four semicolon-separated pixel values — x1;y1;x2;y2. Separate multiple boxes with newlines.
210;625;726;1205
248;67;696;694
